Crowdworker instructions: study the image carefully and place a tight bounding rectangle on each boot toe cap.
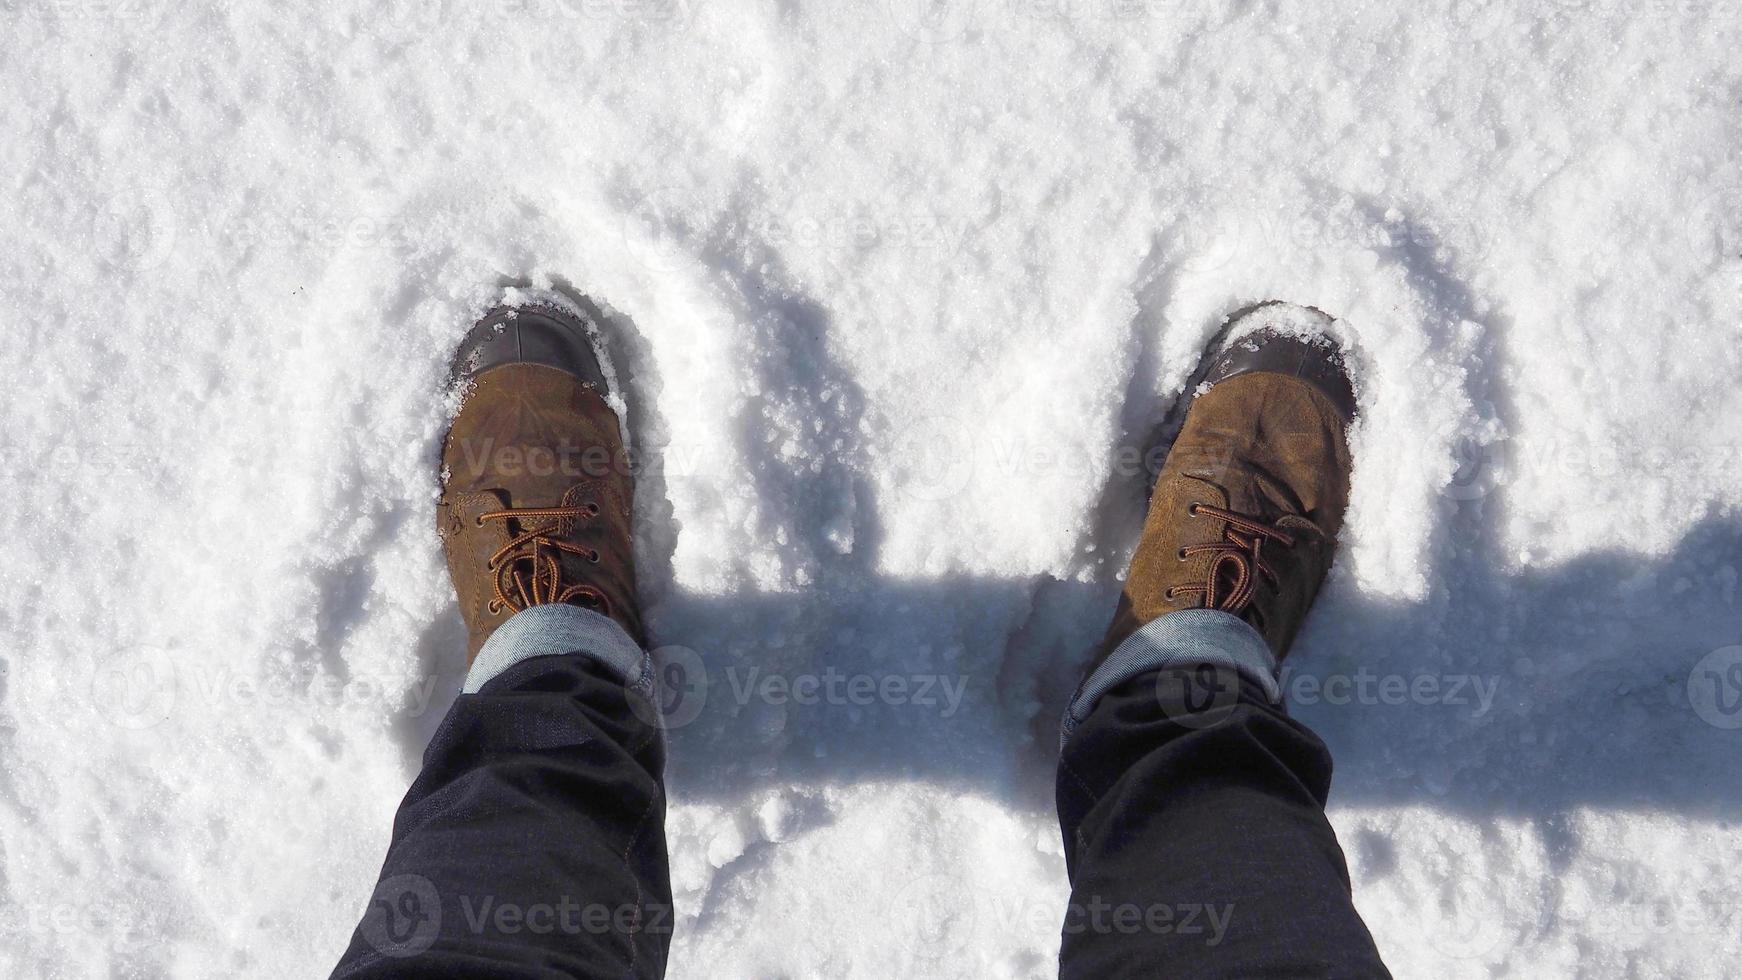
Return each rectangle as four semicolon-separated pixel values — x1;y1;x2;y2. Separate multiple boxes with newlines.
451;303;610;394
1204;303;1356;421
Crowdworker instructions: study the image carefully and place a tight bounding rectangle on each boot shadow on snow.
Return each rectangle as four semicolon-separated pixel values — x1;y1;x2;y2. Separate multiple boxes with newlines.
391;293;1742;842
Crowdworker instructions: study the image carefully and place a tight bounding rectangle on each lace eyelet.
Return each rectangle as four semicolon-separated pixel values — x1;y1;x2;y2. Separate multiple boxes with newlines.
587;550;601;563
475;516;485;527
1164;587;1178;599
585;502;601;516
1187;503;1201;516
1177;547;1189;561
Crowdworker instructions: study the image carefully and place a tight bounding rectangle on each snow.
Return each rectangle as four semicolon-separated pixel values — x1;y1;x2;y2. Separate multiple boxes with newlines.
3;0;1741;976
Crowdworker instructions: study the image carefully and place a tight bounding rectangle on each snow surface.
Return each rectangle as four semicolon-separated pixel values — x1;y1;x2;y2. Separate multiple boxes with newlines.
3;0;1742;976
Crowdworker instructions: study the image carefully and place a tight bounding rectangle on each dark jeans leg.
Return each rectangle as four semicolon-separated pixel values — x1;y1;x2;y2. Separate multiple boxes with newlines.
332;654;671;980
1056;668;1389;979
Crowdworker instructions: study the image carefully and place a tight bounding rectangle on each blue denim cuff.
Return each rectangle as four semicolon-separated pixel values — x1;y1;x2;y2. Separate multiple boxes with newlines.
464;604;649;695
1062;609;1280;745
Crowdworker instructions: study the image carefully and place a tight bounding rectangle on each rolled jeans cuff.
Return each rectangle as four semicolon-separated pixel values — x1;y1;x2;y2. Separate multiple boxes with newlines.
464;603;651;695
1062;609;1281;744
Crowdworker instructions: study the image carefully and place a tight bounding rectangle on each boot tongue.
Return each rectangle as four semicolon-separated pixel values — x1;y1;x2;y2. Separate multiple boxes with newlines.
511;513;569;539
1197;464;1299;529
494;483;582;537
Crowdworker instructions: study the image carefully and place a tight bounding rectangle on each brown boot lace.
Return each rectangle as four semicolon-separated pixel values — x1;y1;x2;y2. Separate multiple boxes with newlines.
477;502;612;617
1165;502;1297;617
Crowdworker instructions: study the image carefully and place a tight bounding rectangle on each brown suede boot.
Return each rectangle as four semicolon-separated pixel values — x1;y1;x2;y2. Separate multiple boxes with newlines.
1099;303;1356;669
437;298;643;665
